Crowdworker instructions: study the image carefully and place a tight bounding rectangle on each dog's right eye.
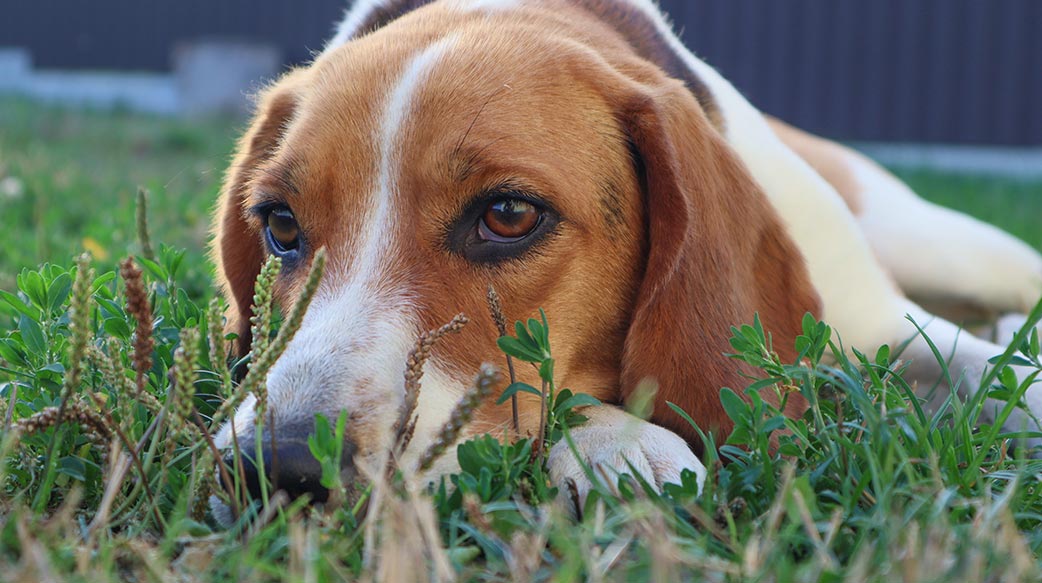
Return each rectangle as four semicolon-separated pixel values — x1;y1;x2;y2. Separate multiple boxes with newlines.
266;206;301;255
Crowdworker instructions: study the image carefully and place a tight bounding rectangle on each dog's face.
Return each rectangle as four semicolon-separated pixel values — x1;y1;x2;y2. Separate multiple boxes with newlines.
212;3;818;495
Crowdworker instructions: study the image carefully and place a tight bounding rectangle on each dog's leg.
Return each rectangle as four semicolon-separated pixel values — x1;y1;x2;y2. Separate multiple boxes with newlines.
768;118;1042;317
547;405;707;505
856;168;1042;316
896;301;1042;448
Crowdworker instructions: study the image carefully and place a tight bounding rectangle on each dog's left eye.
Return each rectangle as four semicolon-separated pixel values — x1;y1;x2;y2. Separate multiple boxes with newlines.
446;191;558;263
479;199;541;242
266;206;301;254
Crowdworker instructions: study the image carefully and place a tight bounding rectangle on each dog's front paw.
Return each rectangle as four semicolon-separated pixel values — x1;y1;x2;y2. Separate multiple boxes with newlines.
547;405;706;506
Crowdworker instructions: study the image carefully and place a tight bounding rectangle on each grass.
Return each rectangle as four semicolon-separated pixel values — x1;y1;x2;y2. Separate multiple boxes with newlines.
1;98;1042;581
0;97;238;295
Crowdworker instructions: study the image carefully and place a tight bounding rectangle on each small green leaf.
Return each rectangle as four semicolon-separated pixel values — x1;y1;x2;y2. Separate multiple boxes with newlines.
138;257;167;282
103;317;132;341
802;312;817;336
18;315;46;357
57;456;87;482
19;270;48;310
497;336;543;363
0;290;40;320
761;416;786;434
46;272;72;315
447;546;482;566
90;272;117;294
514;321;538;352
875;344;890;367
989;355;1034;367
538;358;554;383
998;366;1018;390
0;339;27;366
496;382;542;405
719;388;748;424
554;393;600;412
40;362;65;375
528;318;545;349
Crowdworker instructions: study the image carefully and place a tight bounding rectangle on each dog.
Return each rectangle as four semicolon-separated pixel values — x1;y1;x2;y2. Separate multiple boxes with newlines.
210;0;1042;519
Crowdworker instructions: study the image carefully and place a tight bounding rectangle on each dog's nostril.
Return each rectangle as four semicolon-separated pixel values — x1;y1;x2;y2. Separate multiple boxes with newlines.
224;441;354;504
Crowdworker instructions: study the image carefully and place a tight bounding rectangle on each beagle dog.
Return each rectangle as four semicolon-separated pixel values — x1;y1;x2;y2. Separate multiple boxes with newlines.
210;0;1042;516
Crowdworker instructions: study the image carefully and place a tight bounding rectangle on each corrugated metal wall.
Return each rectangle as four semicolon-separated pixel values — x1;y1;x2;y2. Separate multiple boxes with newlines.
673;1;1042;145
3;0;1040;145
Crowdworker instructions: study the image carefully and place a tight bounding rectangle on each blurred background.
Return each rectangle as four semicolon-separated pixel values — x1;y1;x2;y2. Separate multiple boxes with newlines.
0;0;1039;292
4;0;1041;144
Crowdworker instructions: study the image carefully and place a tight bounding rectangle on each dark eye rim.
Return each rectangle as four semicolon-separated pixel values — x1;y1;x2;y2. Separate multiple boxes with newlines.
251;202;306;261
446;189;560;264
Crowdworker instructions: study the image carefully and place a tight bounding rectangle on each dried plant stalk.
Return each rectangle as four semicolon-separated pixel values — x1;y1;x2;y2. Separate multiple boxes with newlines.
135;187;156;262
237;249;326;406
418;363;500;472
486;284;519;434
170;327;201;435
208;251;322;431
393;313;469;455
120;257;154;397
247;255;282;420
89;342;161;417
249;255;282;363
61;254;94;406
13;401;111;444
206;298;232;398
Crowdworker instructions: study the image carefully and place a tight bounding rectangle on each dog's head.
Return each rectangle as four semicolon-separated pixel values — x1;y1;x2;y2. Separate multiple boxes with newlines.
211;0;818;507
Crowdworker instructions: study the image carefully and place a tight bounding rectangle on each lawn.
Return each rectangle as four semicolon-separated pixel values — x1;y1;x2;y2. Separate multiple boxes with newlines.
1;98;1042;581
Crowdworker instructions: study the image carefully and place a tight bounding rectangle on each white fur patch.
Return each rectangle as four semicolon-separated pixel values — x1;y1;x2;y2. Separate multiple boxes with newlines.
324;0;393;54
450;0;521;12
847;156;1042;313
548;405;707;504
371;34;457;280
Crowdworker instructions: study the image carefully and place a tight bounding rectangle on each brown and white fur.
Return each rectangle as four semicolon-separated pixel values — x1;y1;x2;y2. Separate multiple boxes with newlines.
211;0;1042;518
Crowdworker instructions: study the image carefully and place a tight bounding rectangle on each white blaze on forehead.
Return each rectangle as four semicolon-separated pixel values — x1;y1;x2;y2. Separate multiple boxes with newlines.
351;34;457;283
451;0;521;11
323;0;393;54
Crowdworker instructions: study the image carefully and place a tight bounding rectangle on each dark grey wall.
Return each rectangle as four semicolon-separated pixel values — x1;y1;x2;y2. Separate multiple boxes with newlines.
3;0;1040;145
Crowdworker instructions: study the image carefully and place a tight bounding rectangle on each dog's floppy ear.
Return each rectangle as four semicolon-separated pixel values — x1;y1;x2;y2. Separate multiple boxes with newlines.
618;80;821;449
212;76;301;356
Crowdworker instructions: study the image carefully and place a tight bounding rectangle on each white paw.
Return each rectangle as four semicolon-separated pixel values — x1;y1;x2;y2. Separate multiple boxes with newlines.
547;406;706;506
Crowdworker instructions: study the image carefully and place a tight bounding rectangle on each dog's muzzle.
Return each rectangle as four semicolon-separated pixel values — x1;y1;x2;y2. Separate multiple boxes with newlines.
211;426;357;525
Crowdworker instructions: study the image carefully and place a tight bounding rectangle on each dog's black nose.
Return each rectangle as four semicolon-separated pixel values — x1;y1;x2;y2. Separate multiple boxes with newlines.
225;441;354;504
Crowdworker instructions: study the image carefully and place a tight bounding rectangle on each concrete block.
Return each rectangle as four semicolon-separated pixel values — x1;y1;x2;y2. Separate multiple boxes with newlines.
173;40;281;117
0;48;32;90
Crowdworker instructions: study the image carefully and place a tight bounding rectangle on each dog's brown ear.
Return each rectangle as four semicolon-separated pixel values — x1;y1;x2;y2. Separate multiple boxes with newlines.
618;80;821;449
212;76;301;356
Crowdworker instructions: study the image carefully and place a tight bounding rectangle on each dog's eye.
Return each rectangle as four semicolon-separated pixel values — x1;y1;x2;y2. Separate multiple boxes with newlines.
266;206;301;253
446;190;558;263
479;199;541;242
